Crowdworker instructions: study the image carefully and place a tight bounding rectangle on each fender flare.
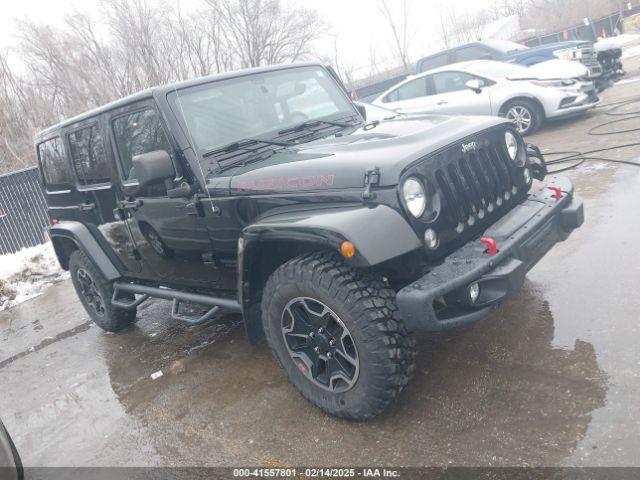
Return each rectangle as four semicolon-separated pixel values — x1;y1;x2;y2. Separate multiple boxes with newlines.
237;205;421;343
49;221;121;280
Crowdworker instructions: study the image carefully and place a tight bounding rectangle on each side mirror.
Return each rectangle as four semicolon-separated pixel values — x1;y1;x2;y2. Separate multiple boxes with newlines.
465;79;483;94
132;150;175;188
355;103;367;121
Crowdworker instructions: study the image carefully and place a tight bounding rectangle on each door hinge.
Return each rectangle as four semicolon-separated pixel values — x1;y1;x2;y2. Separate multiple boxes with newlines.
362;166;380;200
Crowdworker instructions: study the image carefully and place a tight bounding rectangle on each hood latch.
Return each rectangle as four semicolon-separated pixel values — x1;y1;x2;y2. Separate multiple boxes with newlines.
362;166;380;200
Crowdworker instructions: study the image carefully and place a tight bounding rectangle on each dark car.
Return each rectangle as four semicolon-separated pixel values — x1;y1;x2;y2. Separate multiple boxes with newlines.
0;419;23;480
416;39;603;79
35;63;583;420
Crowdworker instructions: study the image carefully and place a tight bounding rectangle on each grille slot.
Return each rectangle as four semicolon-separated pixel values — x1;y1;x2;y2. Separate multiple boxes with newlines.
434;142;517;226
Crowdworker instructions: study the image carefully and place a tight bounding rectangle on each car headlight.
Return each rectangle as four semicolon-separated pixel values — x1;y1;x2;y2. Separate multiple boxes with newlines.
531;79;576;88
553;47;581;61
402;177;426;218
505;131;519;161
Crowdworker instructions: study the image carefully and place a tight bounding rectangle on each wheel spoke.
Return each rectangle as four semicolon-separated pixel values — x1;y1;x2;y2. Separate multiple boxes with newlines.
281;297;359;393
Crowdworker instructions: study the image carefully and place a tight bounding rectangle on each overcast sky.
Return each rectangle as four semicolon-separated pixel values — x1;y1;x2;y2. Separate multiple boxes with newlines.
0;0;494;75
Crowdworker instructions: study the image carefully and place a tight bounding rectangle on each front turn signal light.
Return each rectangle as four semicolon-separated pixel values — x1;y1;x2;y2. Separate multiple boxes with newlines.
340;241;356;258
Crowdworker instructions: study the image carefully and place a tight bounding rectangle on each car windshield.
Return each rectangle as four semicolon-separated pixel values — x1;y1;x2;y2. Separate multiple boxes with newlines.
168;66;357;156
466;60;531;79
483;39;528;54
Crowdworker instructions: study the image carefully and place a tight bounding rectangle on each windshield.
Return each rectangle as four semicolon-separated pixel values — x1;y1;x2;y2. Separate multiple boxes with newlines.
467;60;531;78
169;66;357;155
483;39;528;54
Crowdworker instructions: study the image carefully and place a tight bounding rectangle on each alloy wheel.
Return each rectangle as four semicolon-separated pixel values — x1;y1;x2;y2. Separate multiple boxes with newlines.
76;268;105;317
506;105;532;133
281;297;359;393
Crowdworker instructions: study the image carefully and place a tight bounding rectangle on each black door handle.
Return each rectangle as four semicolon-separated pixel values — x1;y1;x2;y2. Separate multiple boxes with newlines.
119;199;143;210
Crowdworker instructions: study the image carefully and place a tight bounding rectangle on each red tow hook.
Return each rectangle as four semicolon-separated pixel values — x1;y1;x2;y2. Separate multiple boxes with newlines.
547;186;562;200
480;237;498;255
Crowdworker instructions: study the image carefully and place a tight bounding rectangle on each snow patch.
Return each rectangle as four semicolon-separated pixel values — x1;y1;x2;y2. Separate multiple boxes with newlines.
623;45;640;59
596;33;640;47
0;242;69;311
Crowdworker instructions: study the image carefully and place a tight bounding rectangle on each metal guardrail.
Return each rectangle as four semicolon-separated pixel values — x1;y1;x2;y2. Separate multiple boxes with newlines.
0;166;50;255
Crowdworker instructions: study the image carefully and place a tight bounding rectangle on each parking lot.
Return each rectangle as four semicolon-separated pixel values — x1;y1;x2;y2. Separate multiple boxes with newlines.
2;55;640;468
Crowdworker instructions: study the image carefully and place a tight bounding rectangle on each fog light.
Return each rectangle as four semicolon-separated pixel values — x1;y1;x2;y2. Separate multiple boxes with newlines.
469;282;480;303
424;228;439;249
523;167;531;184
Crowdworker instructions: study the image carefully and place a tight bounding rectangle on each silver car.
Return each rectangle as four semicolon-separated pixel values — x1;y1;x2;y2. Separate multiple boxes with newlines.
372;60;599;135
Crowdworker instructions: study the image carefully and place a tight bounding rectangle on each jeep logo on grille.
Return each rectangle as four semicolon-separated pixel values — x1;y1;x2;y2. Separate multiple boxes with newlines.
461;141;477;153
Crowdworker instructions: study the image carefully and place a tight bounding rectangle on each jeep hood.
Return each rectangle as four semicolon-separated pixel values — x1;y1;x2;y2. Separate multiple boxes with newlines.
221;115;508;195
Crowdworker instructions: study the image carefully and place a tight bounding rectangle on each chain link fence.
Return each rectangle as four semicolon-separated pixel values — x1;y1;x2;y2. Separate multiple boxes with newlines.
523;7;640;46
0;166;50;255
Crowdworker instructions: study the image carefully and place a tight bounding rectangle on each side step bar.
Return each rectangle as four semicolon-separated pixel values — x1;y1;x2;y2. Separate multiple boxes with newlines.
111;282;241;325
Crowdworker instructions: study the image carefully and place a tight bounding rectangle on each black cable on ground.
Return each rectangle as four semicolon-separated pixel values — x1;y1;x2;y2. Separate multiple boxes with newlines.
540;93;640;173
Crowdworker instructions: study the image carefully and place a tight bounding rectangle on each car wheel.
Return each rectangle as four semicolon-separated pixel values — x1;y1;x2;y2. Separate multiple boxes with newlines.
261;252;415;420
504;99;542;135
69;250;137;332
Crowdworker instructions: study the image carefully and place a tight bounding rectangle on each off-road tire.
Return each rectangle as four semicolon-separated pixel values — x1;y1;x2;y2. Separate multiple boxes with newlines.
503;98;543;136
69;250;137;331
262;252;415;420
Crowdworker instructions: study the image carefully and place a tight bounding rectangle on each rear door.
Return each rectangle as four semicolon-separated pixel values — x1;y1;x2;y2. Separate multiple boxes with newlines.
62;117;146;276
378;76;434;114
428;71;493;115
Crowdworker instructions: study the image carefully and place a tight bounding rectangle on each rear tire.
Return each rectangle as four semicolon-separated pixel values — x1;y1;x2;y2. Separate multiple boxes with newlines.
69;250;137;332
503;99;543;135
262;252;415;420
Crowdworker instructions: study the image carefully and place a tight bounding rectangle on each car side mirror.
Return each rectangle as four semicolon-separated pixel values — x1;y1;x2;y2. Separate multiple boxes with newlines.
355;103;367;121
465;79;483;94
132;150;175;189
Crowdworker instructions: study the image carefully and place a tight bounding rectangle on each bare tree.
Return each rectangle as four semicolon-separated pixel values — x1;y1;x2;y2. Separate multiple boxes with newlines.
377;0;413;70
206;0;326;68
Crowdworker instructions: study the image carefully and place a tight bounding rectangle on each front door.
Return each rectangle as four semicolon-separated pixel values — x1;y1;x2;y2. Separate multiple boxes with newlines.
109;104;224;289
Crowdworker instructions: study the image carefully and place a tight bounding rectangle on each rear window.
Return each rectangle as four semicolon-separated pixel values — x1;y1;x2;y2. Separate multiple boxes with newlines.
68;125;111;186
417;53;449;73
38;137;72;187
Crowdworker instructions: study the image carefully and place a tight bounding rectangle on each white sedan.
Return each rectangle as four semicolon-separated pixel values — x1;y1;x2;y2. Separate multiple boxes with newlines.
372;60;599;135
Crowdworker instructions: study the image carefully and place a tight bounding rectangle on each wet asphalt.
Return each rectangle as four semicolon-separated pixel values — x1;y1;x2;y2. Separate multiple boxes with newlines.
2;61;640;468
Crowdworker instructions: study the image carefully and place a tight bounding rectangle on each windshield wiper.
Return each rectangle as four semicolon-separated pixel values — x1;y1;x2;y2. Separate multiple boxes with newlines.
202;137;292;158
278;118;355;135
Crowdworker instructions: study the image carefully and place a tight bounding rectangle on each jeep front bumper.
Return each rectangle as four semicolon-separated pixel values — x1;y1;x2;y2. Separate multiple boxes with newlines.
396;176;583;331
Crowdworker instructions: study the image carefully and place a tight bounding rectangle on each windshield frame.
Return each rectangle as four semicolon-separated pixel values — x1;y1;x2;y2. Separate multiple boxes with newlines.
166;64;361;160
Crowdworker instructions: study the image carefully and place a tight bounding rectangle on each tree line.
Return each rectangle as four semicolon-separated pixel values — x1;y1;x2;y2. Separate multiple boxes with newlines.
0;0;325;174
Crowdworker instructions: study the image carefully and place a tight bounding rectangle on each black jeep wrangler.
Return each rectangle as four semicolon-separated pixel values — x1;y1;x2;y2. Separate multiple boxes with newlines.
35;63;583;420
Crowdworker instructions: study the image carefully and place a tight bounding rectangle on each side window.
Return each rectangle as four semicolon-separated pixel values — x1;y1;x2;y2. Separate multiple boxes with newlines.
417;53;449;73
432;71;475;95
454;46;495;62
67;125;110;186
38;137;72;188
383;77;428;103
112;108;171;183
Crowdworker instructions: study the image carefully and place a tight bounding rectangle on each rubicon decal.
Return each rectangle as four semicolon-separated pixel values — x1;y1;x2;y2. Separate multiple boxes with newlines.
461;141;478;153
235;174;335;192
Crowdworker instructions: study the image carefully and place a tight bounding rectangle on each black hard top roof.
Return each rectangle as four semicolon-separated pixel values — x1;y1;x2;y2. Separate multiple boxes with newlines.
34;62;322;142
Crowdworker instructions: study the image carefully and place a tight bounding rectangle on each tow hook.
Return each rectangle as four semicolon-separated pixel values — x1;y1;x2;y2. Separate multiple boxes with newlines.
480;237;499;255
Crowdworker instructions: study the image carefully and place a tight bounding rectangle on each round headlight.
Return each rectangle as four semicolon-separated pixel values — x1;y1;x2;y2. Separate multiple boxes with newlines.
505;131;519;161
402;177;426;218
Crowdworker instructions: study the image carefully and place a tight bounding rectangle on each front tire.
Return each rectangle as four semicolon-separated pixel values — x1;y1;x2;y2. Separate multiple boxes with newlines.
262;252;415;420
69;250;137;332
504;99;542;135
